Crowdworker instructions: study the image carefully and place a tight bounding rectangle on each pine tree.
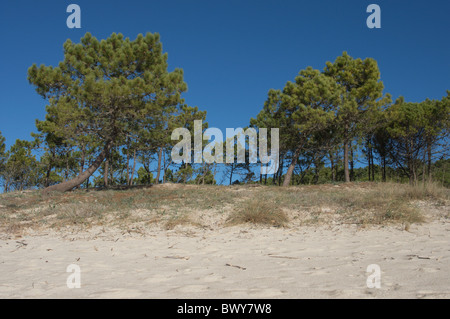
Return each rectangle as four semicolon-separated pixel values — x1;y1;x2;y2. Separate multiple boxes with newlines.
28;32;187;192
422;93;450;180
250;89;286;184
386;97;428;184
324;52;386;182
2;139;39;192
277;67;340;186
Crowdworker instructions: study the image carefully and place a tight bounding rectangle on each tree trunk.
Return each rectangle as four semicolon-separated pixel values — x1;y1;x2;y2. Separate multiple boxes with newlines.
278;157;284;185
155;147;162;184
43;141;113;193
422;150;426;186
201;164;207;185
367;139;371;181
109;151;114;185
350;141;354;182
212;163;217;185
259;163;263;184
344;141;350;183
143;163;152;184
229;164;234;185
75;147;86;190
330;152;335;182
126;148;130;185
283;147;301;187
313;163;320;185
335;152;339;181
85;157;91;189
371;147;375;181
427;140;432;181
104;157;109;187
273;164;278;185
408;158;415;185
129;149;137;186
45;162;52;188
407;139;415;185
162;151;166;184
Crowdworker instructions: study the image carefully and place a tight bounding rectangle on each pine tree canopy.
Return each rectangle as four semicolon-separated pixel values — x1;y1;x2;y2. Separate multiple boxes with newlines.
27;32;188;192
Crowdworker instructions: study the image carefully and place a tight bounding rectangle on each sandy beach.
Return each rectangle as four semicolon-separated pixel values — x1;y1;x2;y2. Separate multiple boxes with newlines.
1;218;449;299
0;0;448;302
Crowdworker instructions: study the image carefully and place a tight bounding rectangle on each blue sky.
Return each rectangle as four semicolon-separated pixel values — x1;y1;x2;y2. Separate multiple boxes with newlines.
0;0;449;151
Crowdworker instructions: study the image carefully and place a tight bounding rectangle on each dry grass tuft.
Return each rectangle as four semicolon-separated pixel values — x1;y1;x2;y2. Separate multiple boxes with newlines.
164;214;200;230
389;182;449;202
227;200;288;227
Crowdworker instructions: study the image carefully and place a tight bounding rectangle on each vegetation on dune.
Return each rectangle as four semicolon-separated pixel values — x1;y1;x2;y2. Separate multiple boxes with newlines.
227;200;289;227
0;183;448;235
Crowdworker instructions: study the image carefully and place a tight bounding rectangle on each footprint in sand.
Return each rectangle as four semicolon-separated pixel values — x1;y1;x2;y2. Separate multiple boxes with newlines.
201;273;226;283
323;289;343;297
417;267;440;273
89;288;144;298
144;274;172;283
247;288;285;298
171;284;209;293
416;291;449;299
302;267;330;276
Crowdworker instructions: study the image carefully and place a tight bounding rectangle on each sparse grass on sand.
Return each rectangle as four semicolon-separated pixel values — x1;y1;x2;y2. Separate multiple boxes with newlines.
0;182;448;235
227;200;288;227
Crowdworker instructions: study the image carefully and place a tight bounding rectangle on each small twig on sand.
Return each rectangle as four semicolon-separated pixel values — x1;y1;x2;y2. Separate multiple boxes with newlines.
164;255;190;260
407;254;431;260
225;263;246;270
417;256;431;260
12;240;28;251
267;254;299;260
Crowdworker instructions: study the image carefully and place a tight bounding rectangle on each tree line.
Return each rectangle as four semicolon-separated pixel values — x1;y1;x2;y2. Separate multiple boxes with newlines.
251;53;450;187
0;33;449;193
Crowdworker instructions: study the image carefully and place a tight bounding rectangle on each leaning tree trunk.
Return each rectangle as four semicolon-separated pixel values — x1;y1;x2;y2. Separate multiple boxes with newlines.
282;147;301;187
104;157;109;187
43;141;113;193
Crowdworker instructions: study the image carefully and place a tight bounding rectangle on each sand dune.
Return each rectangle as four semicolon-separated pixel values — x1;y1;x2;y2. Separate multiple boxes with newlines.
1;219;449;299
